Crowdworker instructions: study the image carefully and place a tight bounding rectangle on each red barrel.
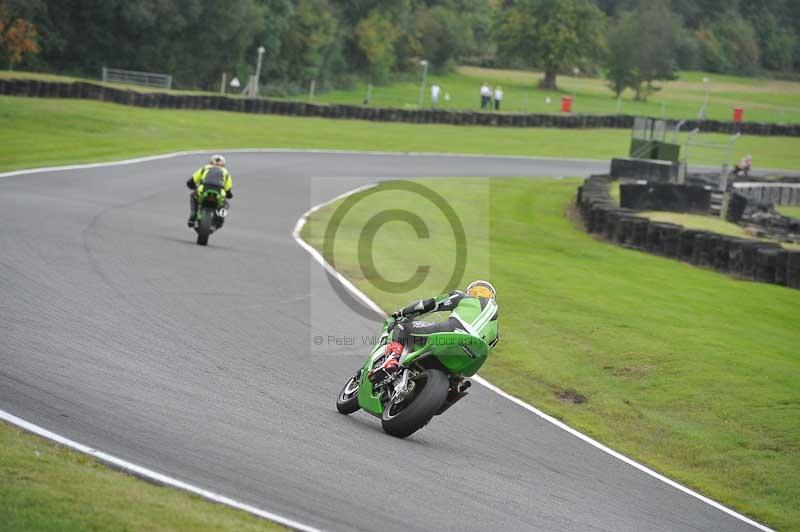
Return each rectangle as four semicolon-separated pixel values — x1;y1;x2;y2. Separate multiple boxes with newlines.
733;107;744;122
561;96;573;113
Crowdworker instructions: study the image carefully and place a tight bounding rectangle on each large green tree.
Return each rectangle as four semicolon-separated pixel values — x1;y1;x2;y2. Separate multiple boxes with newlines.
9;0;798;92
282;0;338;84
431;0;495;65
710;11;760;74
605;1;679;101
355;9;400;83
25;0;264;88
414;5;473;71
632;0;679;100
249;0;293;85
495;0;607;89
604;10;637;98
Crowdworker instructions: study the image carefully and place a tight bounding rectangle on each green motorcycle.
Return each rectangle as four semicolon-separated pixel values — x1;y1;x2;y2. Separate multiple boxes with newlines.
336;316;490;438
193;186;228;246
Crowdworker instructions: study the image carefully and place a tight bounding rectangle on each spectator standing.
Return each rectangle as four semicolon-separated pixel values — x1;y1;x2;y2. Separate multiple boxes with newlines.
493;86;503;111
431;83;441;108
733;154;753;177
480;82;491;109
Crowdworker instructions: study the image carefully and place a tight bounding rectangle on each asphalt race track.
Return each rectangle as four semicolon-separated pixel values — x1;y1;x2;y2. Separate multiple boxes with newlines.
0;151;763;531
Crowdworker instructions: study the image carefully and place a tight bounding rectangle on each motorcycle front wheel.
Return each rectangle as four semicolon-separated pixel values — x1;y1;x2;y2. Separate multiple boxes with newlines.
336;373;361;415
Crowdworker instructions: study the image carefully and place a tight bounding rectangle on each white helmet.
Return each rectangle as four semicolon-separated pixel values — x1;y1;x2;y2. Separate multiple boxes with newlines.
210;154;226;166
466;280;496;300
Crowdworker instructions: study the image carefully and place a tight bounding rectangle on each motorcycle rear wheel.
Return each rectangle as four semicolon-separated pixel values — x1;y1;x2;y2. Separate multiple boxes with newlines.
196;213;212;246
381;369;449;438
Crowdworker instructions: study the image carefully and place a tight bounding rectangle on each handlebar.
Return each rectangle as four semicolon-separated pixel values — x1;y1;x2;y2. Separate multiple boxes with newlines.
384;314;409;333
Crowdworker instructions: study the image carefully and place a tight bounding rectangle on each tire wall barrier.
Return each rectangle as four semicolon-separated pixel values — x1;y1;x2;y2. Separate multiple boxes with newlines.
620;184;711;213
732;184;800;207
723;187;800;241
576;175;800;289
1;78;799;136
610;157;679;181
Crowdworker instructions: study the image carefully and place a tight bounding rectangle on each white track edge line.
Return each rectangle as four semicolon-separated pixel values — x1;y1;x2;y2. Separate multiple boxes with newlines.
2;149;791;180
0;149;606;179
292;183;384;316
292;183;773;532
0;410;323;532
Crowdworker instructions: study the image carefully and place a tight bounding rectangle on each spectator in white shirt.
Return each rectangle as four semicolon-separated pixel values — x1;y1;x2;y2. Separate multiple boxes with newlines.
480;82;491;109
493;86;503;111
431;83;441;108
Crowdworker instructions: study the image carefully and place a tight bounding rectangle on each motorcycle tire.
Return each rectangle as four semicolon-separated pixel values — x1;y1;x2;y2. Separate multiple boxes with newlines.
196;213;212;246
336;373;361;415
381;369;449;438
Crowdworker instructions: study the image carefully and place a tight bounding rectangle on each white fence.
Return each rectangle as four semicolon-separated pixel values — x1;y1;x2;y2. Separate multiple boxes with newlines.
101;67;172;90
678;129;740;184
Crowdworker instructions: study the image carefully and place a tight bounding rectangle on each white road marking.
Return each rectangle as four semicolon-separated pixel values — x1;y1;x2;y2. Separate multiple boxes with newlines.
292;184;383;316
293;182;773;532
0;410;323;532
1;148;787;180
0;148;609;180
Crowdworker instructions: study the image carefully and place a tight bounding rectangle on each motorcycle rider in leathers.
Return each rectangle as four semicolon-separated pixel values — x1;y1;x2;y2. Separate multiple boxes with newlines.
369;280;499;383
187;154;233;227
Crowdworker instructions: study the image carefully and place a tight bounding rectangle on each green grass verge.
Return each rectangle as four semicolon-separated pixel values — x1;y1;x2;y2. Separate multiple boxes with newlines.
637;211;800;250
639;211;758;237
310;66;800;124
609;183;800;249
2;96;800;173
777;205;800;218
301;177;800;531
0;421;284;531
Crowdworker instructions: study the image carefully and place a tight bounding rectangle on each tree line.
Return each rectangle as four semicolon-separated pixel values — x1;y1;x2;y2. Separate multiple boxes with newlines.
2;0;799;97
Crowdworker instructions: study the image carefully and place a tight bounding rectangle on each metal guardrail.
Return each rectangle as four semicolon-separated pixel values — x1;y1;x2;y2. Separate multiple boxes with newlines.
733;182;800;188
101;67;172;90
672;120;685;144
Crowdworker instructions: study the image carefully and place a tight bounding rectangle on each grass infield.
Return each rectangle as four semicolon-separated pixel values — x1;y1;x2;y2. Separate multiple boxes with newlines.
301;177;800;531
777;205;800;219
0;421;285;531
609;182;800;249
2;96;800;173
306;66;800;124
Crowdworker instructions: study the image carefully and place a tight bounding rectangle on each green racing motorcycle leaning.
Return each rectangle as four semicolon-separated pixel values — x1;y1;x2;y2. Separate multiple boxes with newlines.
336;316;491;438
193;186;228;246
